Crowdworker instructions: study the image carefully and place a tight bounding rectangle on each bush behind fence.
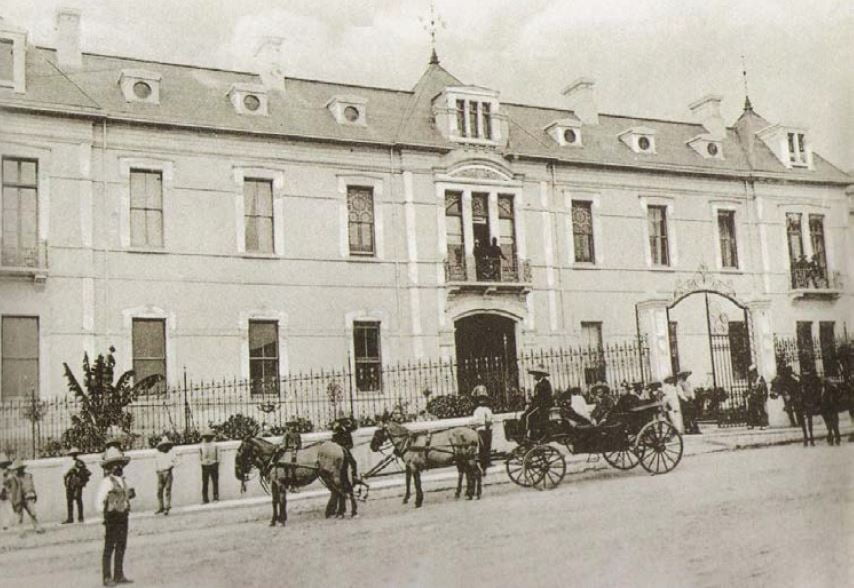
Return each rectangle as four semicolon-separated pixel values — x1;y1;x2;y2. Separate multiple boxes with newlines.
1;340;650;458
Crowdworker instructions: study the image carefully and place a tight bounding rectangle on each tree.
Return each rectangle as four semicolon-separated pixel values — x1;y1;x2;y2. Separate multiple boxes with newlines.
61;347;163;452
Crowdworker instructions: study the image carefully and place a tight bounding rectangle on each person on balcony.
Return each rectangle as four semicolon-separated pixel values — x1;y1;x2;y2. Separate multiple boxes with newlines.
487;237;507;278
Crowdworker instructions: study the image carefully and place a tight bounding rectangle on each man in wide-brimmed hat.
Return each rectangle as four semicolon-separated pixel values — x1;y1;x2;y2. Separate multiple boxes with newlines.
746;364;769;430
63;446;91;524
523;363;554;438
677;370;700;434
199;427;219;504
7;458;43;534
96;446;134;585
154;435;177;515
589;382;615;423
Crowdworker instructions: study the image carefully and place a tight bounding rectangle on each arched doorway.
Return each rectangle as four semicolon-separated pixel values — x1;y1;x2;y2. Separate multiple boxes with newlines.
454;313;518;396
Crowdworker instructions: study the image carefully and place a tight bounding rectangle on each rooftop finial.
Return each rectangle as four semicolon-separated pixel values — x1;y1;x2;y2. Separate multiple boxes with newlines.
420;0;445;65
741;55;753;111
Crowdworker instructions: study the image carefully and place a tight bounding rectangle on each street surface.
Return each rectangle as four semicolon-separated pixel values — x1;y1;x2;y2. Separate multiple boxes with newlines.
0;444;851;588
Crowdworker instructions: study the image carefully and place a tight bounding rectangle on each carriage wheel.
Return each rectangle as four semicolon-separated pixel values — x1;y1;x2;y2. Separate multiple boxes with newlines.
505;446;535;487
637;420;683;475
601;447;641;470
523;445;566;490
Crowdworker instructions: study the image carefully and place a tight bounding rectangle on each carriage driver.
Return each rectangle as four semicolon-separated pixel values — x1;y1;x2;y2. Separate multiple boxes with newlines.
331;417;363;488
523;364;554;438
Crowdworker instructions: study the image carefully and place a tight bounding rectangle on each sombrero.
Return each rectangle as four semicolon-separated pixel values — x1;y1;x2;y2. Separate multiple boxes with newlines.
100;446;130;467
663;375;677;384
677;370;692;378
155;435;174;451
66;447;82;456
527;363;550;377
200;427;215;438
9;458;25;470
104;434;124;449
647;381;663;390
590;382;610;394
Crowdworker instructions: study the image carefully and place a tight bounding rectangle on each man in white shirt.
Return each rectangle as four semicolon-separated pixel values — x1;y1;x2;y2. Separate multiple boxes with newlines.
95;447;134;586
471;395;494;471
154;436;178;515
199;428;219;504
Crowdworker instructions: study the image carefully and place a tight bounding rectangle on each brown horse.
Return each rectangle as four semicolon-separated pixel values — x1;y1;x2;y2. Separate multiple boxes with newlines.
771;370;820;446
235;437;365;526
369;421;482;508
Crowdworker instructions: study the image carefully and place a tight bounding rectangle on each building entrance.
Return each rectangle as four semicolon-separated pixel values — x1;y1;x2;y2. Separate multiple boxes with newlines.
454;314;518;397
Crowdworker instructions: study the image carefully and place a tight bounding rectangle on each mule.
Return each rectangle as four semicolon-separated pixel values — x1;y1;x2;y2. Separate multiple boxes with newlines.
235;437;365;526
369;421;482;507
771;370;819;446
818;378;844;446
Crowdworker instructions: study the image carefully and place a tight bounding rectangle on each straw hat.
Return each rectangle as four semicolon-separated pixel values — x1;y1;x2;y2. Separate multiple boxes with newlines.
748;364;758;373
155;435;174;451
527;363;550;377
66;447;82;456
200;427;215;439
100;446;130;467
677;370;692;379
0;452;11;467
663;375;677;385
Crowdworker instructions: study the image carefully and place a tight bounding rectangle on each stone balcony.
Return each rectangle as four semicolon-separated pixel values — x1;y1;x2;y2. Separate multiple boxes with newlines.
444;256;532;294
789;263;842;300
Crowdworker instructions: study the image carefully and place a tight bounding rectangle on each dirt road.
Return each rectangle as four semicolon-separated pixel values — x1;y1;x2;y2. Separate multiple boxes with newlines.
1;444;851;587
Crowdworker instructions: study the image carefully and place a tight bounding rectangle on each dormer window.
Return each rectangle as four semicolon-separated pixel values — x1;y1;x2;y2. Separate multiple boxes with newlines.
455;99;493;140
787;132;807;165
433;86;501;145
0;21;27;93
327;95;367;126
687;134;724;159
545;118;583;147
119;69;161;104
619;126;657;154
228;83;268;116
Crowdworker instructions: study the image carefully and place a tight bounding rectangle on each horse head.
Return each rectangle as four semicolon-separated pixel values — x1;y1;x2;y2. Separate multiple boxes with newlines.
369;424;388;452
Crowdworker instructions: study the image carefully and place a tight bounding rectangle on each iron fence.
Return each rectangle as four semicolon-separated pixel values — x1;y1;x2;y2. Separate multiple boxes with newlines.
0;339;649;458
774;334;853;381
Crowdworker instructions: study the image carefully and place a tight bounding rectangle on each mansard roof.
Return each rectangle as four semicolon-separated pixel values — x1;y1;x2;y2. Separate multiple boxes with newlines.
0;47;849;184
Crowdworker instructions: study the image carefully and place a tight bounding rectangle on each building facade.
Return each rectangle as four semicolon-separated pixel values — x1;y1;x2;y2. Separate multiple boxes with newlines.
1;11;851;402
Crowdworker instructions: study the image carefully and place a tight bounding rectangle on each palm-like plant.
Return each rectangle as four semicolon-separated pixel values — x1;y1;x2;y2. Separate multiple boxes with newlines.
61;347;163;452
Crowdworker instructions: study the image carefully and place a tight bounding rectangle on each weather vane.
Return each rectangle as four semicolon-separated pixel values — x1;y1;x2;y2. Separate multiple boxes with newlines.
741;55;753;111
419;0;446;64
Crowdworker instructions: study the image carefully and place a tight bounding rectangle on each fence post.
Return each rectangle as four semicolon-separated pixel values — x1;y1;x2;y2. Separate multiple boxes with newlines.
30;389;37;459
182;367;189;435
347;351;355;417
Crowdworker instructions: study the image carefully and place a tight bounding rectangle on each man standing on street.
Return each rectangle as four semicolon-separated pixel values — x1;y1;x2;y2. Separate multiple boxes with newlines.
747;365;768;430
96;446;134;586
154;436;177;515
471;394;494;472
63;447;91;523
677;371;700;434
199;428;219;504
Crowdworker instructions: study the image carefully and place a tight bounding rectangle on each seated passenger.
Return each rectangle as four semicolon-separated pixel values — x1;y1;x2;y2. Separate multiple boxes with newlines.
589;382;615;423
565;387;594;426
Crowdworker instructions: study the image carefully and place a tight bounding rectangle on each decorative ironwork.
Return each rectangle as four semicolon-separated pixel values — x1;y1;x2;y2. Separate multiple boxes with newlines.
671;263;737;306
451;166;509;181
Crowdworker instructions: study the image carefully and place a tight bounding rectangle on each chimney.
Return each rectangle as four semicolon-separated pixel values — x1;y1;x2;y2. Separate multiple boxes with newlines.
253;36;285;92
689;94;725;139
562;77;598;125
55;7;82;69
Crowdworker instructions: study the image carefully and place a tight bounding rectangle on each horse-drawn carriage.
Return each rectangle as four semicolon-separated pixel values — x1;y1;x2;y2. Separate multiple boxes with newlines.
501;399;684;490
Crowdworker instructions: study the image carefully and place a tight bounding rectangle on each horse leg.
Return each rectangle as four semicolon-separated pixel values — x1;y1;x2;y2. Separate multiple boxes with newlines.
414;470;424;508
454;465;463;499
325;484;337;519
806;414;815;445
270;483;278;527
476;462;482;500
348;490;358;518
402;467;411;504
280;485;288;526
797;411;808;446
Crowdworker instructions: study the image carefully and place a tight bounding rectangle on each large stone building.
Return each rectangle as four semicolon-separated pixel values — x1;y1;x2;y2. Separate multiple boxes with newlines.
1;10;851;402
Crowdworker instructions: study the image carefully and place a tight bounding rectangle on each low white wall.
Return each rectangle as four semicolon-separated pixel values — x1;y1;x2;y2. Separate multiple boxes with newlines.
6;414;519;524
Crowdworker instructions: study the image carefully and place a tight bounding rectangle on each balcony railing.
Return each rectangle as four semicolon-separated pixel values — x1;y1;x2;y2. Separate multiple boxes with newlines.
789;256;841;297
0;242;49;279
445;256;532;286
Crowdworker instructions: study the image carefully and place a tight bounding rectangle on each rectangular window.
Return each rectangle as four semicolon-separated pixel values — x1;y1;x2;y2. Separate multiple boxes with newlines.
0;39;13;82
129;169;163;247
796;321;815;375
647;205;669;266
468;101;479;140
728;321;749;381
571;200;595;263
481;102;492;140
249;320;279;395
445;191;465;280
244;179;274;253
497;195;516;276
786;213;806;288
353;321;381;392
456;99;466;137
808;214;827;274
1;316;39;400
132;318;166;392
668;321;680;376
581;321;605;385
717;210;738;269
819;321;837;377
787;132;807;164
347;185;375;255
2;157;39;267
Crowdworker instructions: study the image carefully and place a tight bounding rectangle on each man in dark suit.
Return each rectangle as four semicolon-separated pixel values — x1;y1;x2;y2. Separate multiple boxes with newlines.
524;363;553;438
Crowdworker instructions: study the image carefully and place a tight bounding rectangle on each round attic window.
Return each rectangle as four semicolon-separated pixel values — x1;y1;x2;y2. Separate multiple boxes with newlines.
563;128;578;144
343;105;360;122
243;94;261;112
132;81;152;99
707;142;719;156
638;136;651;151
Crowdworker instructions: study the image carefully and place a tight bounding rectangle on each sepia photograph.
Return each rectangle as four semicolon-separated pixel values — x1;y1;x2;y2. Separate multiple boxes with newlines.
0;1;851;586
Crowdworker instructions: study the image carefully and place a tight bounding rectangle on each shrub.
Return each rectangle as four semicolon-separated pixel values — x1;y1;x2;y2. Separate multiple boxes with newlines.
40;438;66;458
147;429;203;449
426;394;475;419
269;416;314;436
211;414;260;440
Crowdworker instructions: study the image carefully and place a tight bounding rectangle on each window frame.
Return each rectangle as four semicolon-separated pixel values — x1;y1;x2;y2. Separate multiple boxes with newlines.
248;319;280;396
1;157;39;268
570;200;596;264
346;185;376;256
353;320;382;393
338;175;385;260
1;315;39;401
716;209;739;269
243;178;275;254
128;168;164;248
647;204;670;267
580;321;606;385
131;317;167;394
118;158;173;251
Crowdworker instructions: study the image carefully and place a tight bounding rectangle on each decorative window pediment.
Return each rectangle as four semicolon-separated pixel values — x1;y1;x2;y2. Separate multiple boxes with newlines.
227;82;268;116
545;117;583;147
618;126;657;154
687;134;723;159
119;69;162;104
756;124;812;170
327;94;367;126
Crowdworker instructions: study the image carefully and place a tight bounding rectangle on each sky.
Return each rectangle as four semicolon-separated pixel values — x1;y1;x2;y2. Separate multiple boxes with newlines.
1;0;851;171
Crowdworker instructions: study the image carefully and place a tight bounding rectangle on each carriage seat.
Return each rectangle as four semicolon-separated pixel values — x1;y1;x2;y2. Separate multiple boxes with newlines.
629;400;663;412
